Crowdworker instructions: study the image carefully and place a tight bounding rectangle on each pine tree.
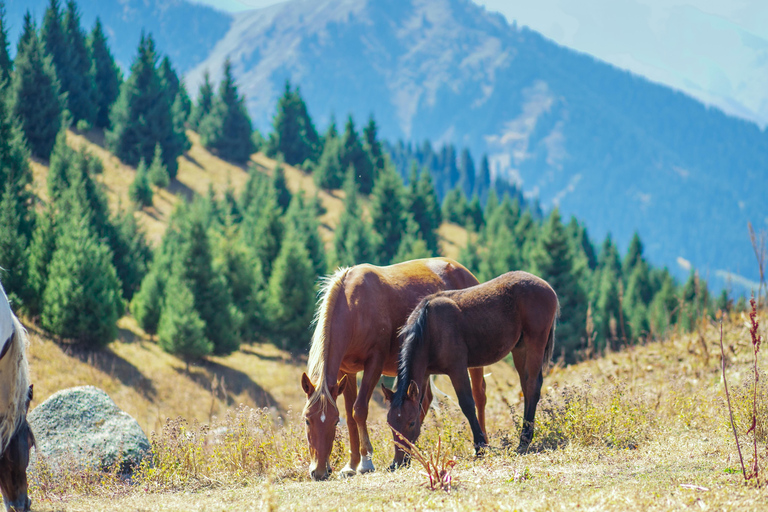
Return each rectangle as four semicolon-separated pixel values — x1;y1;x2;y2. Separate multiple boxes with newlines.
313;130;343;190
27;203;56;317
199;59;254;163
266;80;319;166
474;154;491;202
61;0;96;126
0;1;11;83
622;232;645;279
241;182;283;279
594;264;623;351
266;228;316;351
333;167;376;267
340;115;374;194
189;69;213;130
478;220;519;282
442;186;468;225
459;148;475;198
465;195;484;231
530;208;587;362
41;215;123;347
157;269;212;365
129;159;153;207
362;115;384;181
106;33;181;177
11;13;63;159
0;182;29;307
285;191;326;277
158;56;191;154
649;271;678;338
406;164;441;254
40;0;67;83
272;158;292;212
147;143;170;187
369;163;405;264
88;18;121;129
130;266;164;336
109;207;151;301
394;214;430;263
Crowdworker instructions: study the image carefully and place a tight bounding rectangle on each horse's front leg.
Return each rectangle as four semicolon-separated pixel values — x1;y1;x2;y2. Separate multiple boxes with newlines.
448;366;487;453
341;371;361;476
353;358;385;474
469;367;487;437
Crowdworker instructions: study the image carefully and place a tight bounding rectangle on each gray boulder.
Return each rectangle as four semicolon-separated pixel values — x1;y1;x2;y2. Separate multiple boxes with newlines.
28;386;150;474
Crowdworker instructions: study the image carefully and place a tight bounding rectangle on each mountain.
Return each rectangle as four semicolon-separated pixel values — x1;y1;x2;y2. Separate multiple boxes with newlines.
7;0;231;72
185;0;767;291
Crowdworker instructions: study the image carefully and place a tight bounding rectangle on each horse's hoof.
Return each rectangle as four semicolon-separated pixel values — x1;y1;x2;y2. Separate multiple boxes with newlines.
475;443;489;457
515;444;531;455
357;455;375;474
340;464;357;477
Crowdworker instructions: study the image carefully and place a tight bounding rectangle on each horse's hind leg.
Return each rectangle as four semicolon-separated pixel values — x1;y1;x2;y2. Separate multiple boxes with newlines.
353;358;385;473
341;372;361;476
511;339;546;453
469;367;487;437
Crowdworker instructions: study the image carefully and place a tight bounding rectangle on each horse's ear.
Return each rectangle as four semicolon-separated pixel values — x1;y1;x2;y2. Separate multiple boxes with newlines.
336;374;348;397
301;373;315;397
28;384;33;402
381;383;395;403
406;380;420;402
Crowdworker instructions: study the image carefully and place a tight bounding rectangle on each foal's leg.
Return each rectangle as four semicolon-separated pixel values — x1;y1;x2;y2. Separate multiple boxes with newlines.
469;367;487;437
353;358;385;473
448;366;487;452
511;339;546;453
341;372;361;476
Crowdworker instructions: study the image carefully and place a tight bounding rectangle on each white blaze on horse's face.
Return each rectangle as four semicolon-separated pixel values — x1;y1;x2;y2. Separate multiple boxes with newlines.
320;412;326;423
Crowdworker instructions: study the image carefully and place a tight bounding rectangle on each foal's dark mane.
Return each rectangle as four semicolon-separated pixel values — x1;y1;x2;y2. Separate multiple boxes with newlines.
393;299;430;408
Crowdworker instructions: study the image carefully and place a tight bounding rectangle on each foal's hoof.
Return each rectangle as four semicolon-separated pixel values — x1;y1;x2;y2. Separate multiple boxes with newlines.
357;455;375;474
474;443;489;457
340;464;357;477
515;443;531;455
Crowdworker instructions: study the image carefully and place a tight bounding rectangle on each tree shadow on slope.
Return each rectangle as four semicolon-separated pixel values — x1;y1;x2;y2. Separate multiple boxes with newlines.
174;359;280;411
65;343;157;401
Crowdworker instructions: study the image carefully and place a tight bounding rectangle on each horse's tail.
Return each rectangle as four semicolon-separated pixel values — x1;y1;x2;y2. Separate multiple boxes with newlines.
393;299;430;407
543;296;559;369
0;314;30;452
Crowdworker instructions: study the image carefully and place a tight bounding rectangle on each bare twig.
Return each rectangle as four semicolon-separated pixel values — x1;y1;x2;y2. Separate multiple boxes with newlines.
392;429;456;491
719;318;747;480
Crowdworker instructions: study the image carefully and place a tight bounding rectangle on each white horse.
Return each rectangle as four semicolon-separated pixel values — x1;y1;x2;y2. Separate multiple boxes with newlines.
0;282;34;512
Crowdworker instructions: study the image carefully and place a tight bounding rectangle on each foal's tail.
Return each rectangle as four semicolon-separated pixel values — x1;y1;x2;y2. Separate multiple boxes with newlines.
543;297;559;369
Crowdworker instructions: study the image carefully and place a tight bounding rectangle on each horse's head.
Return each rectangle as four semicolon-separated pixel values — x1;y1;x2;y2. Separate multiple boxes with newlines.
0;385;34;512
301;373;347;481
382;380;422;470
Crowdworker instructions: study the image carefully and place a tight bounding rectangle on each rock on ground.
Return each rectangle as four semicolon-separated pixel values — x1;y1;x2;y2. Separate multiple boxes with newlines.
28;385;150;474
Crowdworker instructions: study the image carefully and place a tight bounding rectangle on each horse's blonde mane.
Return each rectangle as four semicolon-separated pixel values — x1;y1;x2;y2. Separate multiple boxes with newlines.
0;313;30;452
304;267;350;414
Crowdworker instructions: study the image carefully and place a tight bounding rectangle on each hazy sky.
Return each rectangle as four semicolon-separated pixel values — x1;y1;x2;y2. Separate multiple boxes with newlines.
191;0;768;126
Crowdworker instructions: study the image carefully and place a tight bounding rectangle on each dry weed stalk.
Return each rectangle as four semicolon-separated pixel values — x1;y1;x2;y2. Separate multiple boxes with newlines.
748;223;766;305
720;296;763;484
392;429;456;492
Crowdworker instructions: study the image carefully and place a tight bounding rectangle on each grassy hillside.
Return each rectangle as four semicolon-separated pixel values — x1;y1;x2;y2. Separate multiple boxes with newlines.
25;127;467;432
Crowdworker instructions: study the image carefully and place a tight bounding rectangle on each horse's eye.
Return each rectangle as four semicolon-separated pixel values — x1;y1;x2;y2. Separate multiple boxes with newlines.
335;419;340;426
305;419;310;426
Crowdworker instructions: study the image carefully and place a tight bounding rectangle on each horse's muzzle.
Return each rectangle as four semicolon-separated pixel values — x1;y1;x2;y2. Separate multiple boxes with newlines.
4;495;31;512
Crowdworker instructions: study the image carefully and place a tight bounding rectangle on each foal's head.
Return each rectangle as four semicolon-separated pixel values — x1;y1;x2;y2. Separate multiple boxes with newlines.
0;385;34;512
301;373;347;481
382;380;422;469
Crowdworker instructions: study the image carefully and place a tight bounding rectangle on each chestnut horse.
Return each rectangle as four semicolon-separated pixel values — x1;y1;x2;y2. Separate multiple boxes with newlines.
383;271;558;465
0;282;34;512
300;258;486;481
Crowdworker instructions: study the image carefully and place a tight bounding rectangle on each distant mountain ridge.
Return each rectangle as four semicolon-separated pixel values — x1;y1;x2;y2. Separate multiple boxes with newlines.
10;0;767;291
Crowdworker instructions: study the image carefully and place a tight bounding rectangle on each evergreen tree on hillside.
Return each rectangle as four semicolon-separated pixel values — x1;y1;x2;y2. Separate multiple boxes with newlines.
404;164;439;255
130;264;164;336
465;195;484;231
442;186;468;225
0;182;29;307
394;214;430;263
158;56;191;154
594;264;623;351
622;232;645;279
369;163;406;264
189;69;213;130
623;260;652;340
333;167;376;267
459;148;475;198
679;270;711;332
313;126;343;190
27;203;56;316
11;13;63;159
88;18;121;129
41;215;123;347
648;271;678;338
0;2;11;83
267;80;319;166
363;115;384;179
271;158;292;212
0;76;33;239
107;33;182;177
265;228;316;351
40;0;67;84
199;59;254;163
285;191;326;277
340;115;374;194
147;143;170;187
157;268;212;364
530;208;587;362
108;207;151;301
474;154;491;202
61;0;96;126
241;180;283;280
129;159;153;207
